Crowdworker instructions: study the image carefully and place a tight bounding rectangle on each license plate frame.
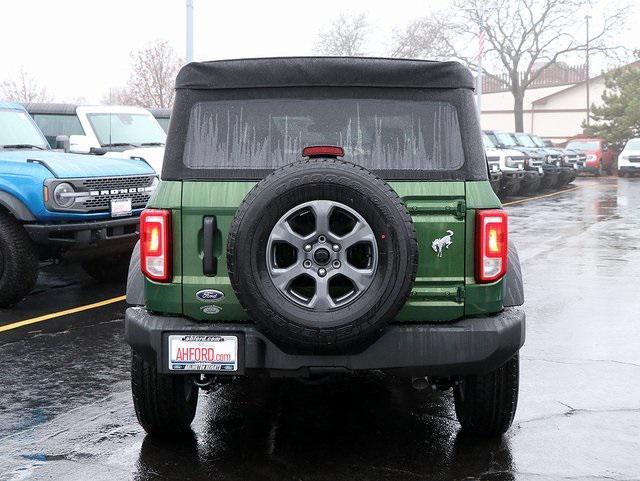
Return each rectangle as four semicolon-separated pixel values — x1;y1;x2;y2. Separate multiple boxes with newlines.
165;333;244;374
110;198;132;217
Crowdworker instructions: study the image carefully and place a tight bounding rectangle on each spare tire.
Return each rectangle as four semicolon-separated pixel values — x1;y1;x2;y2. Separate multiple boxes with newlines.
227;159;418;353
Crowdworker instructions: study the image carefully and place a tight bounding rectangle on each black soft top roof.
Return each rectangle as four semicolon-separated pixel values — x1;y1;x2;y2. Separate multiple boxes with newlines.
175;57;475;91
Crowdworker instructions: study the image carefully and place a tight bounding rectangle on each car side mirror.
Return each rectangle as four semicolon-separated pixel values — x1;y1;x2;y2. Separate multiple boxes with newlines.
89;147;107;156
68;134;92;154
54;135;70;152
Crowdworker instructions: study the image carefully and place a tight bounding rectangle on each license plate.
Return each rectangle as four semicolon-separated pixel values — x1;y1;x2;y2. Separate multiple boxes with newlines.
110;198;132;217
538;167;543;174
168;334;238;372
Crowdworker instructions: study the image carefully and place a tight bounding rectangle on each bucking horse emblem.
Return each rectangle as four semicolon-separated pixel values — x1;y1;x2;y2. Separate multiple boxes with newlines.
432;230;454;257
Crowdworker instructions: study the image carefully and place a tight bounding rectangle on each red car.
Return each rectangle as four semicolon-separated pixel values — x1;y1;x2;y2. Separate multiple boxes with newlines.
565;138;616;175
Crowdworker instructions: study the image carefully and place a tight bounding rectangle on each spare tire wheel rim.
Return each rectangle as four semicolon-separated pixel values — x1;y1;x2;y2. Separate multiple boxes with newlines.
266;200;378;311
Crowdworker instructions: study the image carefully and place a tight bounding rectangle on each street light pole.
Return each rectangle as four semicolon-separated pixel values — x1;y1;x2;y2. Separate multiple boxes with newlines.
186;0;194;63
585;14;591;127
476;4;485;121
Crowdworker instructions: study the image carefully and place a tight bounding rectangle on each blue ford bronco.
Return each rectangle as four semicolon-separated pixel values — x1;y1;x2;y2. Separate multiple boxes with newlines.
0;102;158;307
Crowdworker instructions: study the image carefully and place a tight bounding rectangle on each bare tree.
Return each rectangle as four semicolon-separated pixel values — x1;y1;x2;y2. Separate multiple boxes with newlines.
391;0;629;132
101;87;137;106
315;13;369;56
390;14;458;59
108;40;182;108
461;0;629;130
1;69;52;103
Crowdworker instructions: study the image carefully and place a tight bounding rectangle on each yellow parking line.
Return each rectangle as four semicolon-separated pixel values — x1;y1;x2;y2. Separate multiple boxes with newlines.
0;295;126;333
503;185;579;206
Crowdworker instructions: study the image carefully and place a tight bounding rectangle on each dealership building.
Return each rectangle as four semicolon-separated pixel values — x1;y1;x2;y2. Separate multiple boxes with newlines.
479;61;639;143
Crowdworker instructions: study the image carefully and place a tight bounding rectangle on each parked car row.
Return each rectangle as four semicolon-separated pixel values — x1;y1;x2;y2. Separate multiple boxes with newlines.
483;130;581;198
0;101;160;307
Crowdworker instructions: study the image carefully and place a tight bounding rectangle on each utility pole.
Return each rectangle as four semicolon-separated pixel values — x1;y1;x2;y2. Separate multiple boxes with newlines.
476;3;485;120
186;0;194;63
585;14;591;126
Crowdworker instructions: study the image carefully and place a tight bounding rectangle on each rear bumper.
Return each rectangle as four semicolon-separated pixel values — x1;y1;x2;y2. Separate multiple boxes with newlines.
125;307;526;377
24;216;139;254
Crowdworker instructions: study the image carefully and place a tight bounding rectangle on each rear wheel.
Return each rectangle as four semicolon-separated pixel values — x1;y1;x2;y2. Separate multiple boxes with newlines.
81;253;131;283
454;354;519;436
131;349;199;436
0;211;39;307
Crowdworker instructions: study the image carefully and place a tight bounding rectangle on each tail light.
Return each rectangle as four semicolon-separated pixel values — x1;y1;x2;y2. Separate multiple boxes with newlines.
476;209;508;283
302;145;344;158
140;209;172;282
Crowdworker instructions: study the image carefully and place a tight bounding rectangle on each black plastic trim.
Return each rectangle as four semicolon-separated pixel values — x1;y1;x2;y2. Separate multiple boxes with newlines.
125;307;526;377
202;216;218;276
0;191;36;221
24;216;140;247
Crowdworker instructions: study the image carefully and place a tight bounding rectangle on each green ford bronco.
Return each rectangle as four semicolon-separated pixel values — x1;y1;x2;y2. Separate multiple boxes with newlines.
125;57;525;437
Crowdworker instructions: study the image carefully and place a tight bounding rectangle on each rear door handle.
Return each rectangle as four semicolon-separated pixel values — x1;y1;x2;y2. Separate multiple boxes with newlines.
203;216;217;276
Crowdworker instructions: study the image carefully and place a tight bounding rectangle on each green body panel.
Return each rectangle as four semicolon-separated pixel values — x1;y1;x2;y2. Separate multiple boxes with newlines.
145;181;184;314
181;182;256;320
464;181;504;315
144;179;505;321
391;182;466;322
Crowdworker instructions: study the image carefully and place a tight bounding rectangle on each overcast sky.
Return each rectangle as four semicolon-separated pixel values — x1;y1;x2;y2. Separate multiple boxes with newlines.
1;0;636;103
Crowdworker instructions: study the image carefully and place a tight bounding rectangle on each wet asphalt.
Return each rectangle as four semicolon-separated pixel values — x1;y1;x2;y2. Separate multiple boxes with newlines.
1;176;639;481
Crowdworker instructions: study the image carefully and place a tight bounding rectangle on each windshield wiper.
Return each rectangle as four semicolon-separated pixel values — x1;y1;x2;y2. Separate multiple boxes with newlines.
102;142;140;148
1;144;46;150
140;142;165;147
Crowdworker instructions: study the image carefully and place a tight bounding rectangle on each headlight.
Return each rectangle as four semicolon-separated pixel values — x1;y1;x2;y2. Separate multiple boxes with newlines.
53;182;75;208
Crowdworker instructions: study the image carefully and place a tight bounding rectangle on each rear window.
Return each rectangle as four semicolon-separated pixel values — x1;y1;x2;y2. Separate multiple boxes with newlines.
183;98;464;171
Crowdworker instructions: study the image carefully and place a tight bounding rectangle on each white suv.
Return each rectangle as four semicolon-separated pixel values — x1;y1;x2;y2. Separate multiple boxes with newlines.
25;104;166;174
618;138;640;177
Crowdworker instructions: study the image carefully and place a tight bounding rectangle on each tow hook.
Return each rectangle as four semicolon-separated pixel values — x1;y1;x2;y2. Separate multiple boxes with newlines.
411;376;459;391
193;374;234;391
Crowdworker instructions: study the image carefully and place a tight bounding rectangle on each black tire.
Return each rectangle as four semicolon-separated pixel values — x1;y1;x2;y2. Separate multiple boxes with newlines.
81;252;131;283
518;177;540;195
227;159;418;353
539;174;555;190
0;211;39;307
501;182;520;198
453;353;519;436
131;349;198;436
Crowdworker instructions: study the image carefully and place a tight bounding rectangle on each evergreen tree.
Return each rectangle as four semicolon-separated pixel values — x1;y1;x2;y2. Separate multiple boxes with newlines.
584;59;640;152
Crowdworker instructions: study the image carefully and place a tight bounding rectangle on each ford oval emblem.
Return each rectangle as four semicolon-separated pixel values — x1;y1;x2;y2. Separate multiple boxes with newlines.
195;289;225;302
